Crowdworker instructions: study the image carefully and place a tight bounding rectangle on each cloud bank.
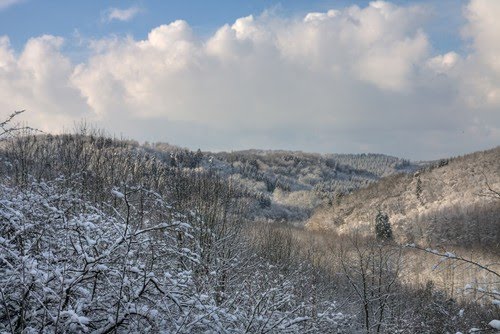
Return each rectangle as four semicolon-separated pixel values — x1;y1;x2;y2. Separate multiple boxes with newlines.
0;0;499;159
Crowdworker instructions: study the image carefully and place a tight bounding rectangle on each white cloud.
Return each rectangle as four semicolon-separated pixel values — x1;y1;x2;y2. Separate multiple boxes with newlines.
427;52;460;73
303;10;338;23
74;2;431;125
460;0;500;106
0;35;89;132
1;1;500;159
0;0;22;10
105;6;141;22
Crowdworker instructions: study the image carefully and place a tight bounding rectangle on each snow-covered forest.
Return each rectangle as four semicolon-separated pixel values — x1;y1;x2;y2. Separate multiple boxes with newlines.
1;116;499;333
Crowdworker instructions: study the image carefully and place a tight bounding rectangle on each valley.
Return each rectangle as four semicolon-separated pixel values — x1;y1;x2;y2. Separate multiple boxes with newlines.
1;125;498;333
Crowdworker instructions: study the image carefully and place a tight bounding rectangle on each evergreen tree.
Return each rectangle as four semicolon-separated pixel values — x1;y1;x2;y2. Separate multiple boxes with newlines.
416;177;423;203
375;211;393;240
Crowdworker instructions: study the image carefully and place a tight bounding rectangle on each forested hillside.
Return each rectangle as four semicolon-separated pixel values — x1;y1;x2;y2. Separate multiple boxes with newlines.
303;147;500;332
307;146;500;250
151;145;420;222
1;122;499;332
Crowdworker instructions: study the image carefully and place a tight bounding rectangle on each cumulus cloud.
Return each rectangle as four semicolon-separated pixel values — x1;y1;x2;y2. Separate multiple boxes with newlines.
104;6;141;22
74;2;430;124
0;35;89;132
1;1;500;159
461;0;500;106
427;52;460;74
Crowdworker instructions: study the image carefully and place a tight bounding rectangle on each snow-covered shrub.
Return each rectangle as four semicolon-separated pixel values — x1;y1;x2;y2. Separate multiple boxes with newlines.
0;179;228;333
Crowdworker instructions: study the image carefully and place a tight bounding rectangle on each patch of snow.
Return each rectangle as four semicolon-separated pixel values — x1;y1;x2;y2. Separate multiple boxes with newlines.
444;252;456;258
489;320;500;330
111;189;124;198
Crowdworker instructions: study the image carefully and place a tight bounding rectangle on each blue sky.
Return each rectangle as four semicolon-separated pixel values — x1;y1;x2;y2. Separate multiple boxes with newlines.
1;0;466;55
0;0;499;160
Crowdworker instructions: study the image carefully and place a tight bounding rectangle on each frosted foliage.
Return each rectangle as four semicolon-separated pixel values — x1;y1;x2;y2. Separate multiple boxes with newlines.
0;180;212;332
0;178;352;333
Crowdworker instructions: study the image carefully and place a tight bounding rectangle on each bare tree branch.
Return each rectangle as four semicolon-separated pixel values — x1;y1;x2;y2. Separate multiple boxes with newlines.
406;244;500;279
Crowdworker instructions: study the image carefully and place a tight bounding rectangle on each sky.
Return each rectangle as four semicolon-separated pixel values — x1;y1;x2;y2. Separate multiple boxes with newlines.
0;0;499;160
